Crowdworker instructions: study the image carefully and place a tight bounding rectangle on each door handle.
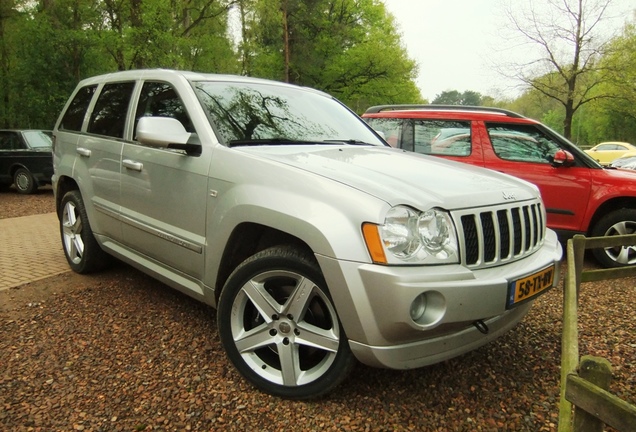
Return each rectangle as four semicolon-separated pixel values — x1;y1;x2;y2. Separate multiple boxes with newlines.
123;159;143;171
77;147;91;157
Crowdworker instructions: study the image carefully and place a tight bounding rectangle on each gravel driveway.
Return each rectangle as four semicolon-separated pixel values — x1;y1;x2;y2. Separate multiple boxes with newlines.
1;188;634;431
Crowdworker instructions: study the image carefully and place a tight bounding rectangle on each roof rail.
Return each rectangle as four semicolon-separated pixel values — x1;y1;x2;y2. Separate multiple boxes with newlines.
364;104;525;119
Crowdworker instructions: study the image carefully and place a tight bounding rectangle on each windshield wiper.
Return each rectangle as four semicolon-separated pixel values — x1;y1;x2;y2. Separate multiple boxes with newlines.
323;139;375;146
228;138;335;147
228;138;377;147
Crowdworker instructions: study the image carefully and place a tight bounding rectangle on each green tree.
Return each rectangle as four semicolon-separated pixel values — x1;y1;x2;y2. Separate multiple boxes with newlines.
0;0;240;128
587;21;636;144
240;0;422;111
95;0;239;71
1;0;103;128
432;90;482;105
0;0;18;127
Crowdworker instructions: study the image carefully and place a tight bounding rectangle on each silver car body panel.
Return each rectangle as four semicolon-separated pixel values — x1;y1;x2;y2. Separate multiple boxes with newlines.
52;69;563;370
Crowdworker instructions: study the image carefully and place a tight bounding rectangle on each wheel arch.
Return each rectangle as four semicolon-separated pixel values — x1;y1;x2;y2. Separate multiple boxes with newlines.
54;175;80;218
587;197;636;235
205;183;386;306
214;223;314;304
9;163;28;178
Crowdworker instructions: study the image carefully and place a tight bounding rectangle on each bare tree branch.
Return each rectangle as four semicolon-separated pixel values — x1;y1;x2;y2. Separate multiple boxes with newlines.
501;0;619;138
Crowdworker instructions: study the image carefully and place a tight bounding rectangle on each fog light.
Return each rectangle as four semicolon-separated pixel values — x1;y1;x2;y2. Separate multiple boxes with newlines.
410;294;427;321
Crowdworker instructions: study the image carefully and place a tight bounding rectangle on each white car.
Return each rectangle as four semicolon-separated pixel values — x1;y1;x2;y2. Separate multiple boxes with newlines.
610;155;636;170
52;69;562;399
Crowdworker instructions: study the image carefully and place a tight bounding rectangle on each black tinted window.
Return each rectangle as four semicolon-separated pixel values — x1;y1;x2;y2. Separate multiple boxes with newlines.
487;123;561;163
87;82;135;138
134;81;194;139
59;85;97;132
0;131;23;150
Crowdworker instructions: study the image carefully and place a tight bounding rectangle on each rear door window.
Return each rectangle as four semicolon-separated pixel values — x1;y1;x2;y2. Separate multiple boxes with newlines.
87;82;135;138
413;120;471;156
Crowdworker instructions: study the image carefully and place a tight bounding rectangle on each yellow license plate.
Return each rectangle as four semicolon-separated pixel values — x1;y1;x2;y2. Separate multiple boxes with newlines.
507;265;555;308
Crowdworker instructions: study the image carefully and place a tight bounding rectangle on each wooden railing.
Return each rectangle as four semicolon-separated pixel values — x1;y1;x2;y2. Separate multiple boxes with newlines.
558;234;636;432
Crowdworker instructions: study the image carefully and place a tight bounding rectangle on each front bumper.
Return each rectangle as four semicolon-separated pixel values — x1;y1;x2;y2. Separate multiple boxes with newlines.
316;229;563;369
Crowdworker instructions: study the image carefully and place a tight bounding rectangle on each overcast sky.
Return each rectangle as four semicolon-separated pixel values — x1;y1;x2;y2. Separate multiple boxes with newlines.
382;0;636;101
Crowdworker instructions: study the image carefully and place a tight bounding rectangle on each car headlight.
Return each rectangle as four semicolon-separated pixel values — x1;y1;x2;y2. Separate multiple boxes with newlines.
362;206;459;264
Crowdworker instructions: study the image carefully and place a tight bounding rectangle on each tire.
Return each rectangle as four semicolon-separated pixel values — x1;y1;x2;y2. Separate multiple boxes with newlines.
217;246;355;400
590;208;636;268
14;167;37;194
60;190;110;273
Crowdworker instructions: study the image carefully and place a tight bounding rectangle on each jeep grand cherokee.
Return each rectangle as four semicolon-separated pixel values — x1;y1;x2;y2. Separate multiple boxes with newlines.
52;71;562;399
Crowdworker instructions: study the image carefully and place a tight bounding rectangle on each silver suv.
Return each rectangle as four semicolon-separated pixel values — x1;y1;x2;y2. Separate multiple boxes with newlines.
52;69;563;399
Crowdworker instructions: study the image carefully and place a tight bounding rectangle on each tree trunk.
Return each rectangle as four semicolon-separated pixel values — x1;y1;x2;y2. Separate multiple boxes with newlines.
564;99;575;140
131;0;144;69
281;0;290;83
0;5;9;128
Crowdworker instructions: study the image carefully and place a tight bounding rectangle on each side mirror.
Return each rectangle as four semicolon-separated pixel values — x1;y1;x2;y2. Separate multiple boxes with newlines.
552;149;575;167
137;117;201;156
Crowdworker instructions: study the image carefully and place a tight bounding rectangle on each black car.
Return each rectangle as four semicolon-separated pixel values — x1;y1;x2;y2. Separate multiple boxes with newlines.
0;129;53;194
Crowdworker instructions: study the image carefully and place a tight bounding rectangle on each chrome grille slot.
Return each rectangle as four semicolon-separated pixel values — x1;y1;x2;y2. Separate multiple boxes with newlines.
455;200;546;269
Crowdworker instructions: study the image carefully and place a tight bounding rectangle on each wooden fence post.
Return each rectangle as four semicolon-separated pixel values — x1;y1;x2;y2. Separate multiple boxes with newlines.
559;236;585;432
572;356;612;432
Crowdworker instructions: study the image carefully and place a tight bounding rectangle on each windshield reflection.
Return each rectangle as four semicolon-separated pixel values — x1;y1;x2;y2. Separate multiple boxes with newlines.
193;82;383;147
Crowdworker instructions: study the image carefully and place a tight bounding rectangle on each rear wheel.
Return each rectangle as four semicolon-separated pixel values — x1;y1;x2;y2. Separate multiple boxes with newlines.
60;190;110;273
14;168;37;194
591;208;636;267
217;246;355;399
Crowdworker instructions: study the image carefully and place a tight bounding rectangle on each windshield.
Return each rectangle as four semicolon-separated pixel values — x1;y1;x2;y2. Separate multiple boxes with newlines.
193;81;385;147
23;130;52;148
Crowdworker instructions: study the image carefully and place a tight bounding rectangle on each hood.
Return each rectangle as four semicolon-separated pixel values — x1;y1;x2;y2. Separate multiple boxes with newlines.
603;165;636;180
241;145;539;210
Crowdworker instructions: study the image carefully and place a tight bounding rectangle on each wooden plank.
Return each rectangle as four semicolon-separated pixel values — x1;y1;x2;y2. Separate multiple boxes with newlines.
566;375;636;432
581;267;636;283
573;356;612;432
580;234;636;250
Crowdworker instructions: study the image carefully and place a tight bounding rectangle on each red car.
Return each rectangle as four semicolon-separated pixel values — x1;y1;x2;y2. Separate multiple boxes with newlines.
363;105;636;268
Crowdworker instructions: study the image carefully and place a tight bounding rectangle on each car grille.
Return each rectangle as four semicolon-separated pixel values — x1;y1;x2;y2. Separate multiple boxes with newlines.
454;200;545;269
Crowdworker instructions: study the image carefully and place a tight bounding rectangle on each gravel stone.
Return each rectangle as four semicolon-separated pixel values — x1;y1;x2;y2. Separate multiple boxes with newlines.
1;188;634;431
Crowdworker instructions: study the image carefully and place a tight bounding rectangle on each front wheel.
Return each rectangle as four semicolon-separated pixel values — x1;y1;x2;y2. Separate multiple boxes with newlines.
217;246;355;399
591;208;636;267
60;190;110;273
14;167;37;194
